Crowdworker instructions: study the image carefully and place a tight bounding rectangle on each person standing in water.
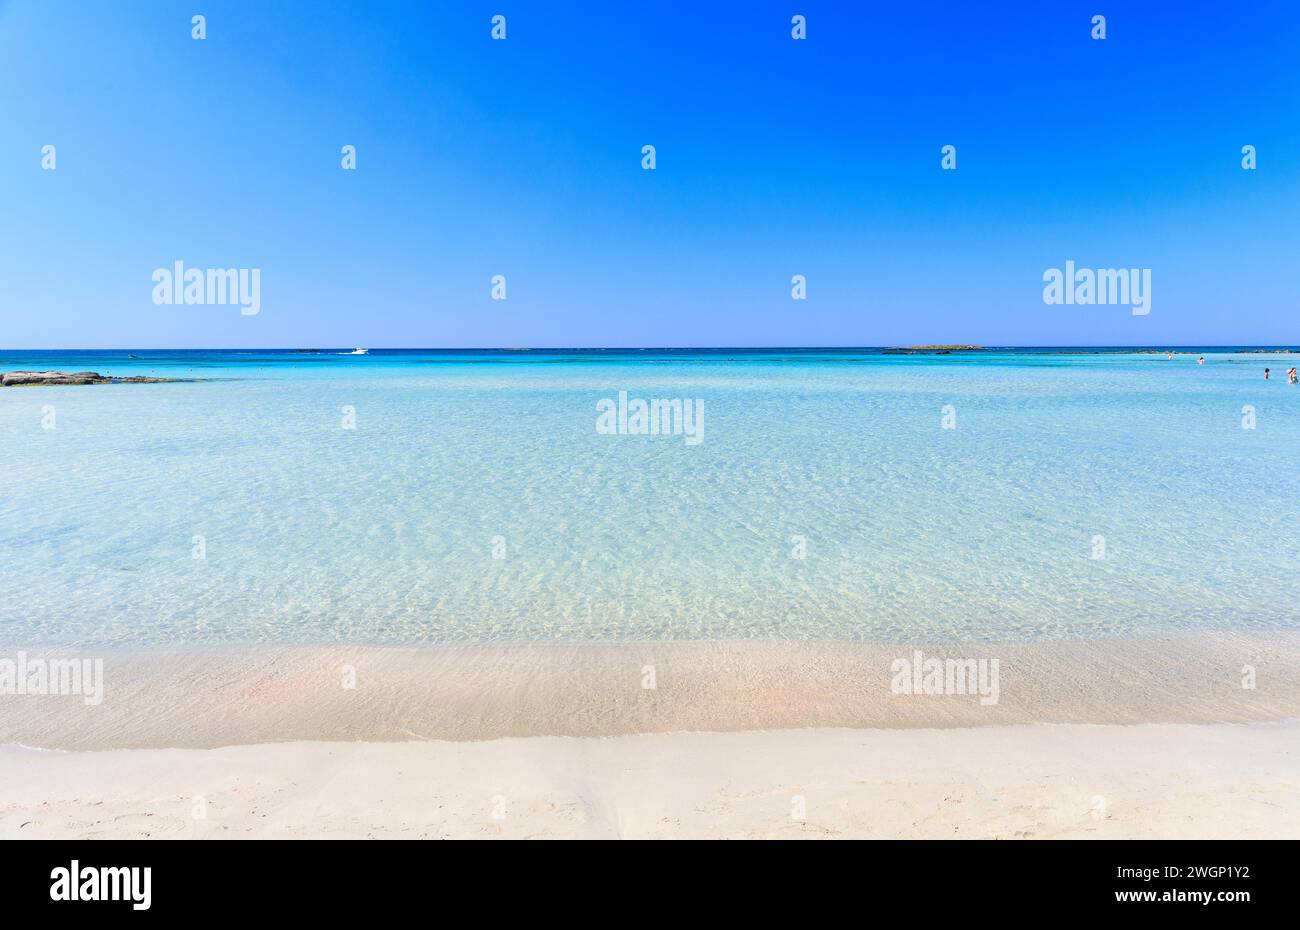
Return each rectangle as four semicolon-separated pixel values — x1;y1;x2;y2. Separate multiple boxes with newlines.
1265;368;1270;380
1198;356;1205;365
1289;367;1298;384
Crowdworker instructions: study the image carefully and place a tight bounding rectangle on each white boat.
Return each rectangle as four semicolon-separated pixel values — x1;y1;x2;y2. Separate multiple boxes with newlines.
348;348;368;355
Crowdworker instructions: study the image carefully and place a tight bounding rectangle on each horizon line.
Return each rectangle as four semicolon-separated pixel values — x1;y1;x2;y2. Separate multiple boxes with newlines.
4;344;1300;353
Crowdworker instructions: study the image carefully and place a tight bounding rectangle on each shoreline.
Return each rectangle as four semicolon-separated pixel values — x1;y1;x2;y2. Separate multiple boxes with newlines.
3;631;1298;751
6;633;1297;839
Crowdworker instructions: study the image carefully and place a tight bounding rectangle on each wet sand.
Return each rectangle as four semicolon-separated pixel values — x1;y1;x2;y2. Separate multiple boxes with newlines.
4;632;1297;839
1;632;1298;750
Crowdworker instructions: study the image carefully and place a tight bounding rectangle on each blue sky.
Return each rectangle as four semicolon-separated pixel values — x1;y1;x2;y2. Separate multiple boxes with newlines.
2;0;1298;348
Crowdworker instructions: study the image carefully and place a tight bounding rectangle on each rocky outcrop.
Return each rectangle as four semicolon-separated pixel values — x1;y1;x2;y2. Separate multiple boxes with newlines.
1;370;188;386
882;345;985;354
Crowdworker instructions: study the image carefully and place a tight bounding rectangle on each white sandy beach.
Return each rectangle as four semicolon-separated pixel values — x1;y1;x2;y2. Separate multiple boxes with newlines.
4;720;1298;839
2;634;1299;838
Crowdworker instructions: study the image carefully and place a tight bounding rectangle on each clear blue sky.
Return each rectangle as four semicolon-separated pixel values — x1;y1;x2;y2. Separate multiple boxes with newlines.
2;0;1297;348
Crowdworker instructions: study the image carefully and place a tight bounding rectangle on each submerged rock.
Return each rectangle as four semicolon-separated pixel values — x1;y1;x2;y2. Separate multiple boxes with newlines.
1;370;189;386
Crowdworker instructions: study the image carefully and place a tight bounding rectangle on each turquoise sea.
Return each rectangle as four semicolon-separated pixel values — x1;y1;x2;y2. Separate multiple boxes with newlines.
3;348;1298;646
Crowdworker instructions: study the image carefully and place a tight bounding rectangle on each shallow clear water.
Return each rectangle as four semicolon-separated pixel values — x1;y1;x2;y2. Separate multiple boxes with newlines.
3;348;1298;645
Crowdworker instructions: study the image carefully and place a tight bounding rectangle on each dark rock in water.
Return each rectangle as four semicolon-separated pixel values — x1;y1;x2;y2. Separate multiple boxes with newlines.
882;345;985;355
2;370;99;385
1;370;191;386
